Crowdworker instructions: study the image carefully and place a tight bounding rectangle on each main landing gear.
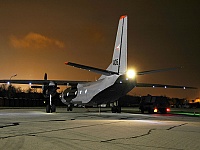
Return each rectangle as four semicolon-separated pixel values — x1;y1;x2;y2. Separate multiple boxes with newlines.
67;104;73;111
111;106;121;113
46;94;56;113
111;101;121;113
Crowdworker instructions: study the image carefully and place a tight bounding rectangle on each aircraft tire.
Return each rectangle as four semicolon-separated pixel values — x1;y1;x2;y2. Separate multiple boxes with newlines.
67;107;72;111
69;107;73;111
46;105;51;113
116;106;121;113
67;105;73;111
111;107;116;113
111;106;121;113
51;105;56;113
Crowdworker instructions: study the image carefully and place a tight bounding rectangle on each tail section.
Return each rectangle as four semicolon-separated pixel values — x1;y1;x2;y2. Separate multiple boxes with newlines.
100;15;127;79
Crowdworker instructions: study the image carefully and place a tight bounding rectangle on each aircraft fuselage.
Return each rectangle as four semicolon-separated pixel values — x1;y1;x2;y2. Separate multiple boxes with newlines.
60;75;136;106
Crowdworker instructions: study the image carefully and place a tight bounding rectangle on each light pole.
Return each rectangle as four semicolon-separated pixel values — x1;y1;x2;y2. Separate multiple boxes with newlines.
10;74;17;80
7;74;17;98
7;74;17;85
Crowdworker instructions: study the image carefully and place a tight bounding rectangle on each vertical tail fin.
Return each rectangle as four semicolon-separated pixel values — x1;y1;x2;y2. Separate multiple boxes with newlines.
100;15;127;79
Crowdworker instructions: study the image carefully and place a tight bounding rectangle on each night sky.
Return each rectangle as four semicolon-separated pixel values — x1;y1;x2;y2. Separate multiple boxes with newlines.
0;0;199;99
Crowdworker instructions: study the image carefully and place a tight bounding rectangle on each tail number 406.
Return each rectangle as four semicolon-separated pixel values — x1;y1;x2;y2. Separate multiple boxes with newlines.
113;59;119;65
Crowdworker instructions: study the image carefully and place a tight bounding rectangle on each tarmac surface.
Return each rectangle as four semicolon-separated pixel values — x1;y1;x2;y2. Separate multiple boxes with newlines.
0;107;200;150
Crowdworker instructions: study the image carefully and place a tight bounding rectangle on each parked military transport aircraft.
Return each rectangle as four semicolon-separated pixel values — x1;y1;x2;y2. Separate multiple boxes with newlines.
0;15;196;113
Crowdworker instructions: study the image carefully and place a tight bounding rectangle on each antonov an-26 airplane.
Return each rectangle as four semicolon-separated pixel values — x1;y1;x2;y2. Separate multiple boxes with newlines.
0;15;196;113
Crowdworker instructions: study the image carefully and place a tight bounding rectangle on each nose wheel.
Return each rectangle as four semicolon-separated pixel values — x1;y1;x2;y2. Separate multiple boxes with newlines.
46;104;56;113
46;94;56;113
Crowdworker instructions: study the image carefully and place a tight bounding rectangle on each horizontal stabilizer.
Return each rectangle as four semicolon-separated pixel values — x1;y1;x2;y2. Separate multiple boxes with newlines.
136;83;197;89
65;62;119;76
137;67;183;75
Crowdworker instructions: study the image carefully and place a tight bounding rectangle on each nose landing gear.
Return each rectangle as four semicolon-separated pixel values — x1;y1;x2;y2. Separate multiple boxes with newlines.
46;94;56;113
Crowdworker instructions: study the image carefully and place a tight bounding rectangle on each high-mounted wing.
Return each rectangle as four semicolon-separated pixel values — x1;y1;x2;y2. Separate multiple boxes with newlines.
136;83;197;89
0;79;89;86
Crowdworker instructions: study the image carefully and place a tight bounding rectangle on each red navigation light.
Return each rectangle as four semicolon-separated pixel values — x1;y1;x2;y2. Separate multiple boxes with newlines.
166;108;170;112
120;15;127;20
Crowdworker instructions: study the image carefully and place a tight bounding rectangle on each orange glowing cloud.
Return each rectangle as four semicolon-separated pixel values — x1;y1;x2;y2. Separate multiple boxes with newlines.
10;32;65;49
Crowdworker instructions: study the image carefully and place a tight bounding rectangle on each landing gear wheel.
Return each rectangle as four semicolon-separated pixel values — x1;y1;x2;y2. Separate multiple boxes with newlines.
117;106;121;113
67;105;73;111
111;107;116;113
69;107;73;111
46;104;56;113
111;106;121;113
67;107;70;111
46;104;51;113
51;104;56;113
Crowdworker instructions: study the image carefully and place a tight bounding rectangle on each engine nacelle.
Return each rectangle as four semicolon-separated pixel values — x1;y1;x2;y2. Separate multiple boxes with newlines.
60;86;78;104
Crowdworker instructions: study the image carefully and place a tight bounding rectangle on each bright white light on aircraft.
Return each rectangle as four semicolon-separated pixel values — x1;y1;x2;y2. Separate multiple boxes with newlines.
126;69;136;79
7;82;10;85
29;83;32;86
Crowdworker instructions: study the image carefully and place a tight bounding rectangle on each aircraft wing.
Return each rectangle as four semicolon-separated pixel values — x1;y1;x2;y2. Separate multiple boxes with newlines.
65;62;119;76
136;83;197;89
0;80;89;86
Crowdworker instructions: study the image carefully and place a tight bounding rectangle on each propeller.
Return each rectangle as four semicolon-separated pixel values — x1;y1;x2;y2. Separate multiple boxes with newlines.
31;73;59;98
